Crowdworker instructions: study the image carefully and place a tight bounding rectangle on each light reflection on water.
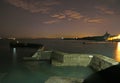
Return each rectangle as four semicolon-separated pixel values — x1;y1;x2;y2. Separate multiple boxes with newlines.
115;42;120;62
13;48;17;65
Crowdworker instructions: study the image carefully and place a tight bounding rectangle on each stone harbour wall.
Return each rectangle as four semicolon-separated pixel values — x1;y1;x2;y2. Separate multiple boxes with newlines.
51;51;119;70
89;54;119;71
32;51;52;60
23;50;119;83
51;51;67;62
23;50;52;60
23;50;119;71
51;51;93;66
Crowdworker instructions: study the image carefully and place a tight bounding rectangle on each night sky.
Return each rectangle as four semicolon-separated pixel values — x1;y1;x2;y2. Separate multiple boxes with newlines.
0;0;120;38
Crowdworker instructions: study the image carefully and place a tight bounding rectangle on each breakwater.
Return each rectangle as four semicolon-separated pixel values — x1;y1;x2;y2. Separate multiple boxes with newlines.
23;48;119;83
24;48;118;71
51;51;118;71
51;51;93;67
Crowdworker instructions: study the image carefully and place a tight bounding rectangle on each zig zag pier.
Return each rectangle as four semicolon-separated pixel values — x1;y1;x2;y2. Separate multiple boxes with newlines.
23;48;119;83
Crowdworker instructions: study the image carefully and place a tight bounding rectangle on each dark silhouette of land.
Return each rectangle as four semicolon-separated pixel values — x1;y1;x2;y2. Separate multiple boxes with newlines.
63;32;111;41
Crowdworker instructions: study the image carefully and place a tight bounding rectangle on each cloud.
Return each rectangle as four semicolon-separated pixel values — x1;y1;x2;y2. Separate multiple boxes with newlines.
64;10;83;20
85;18;104;23
96;6;115;15
43;20;59;24
51;14;66;19
51;10;83;21
5;0;60;13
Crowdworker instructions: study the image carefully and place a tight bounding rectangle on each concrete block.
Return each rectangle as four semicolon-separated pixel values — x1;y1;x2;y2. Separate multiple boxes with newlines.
90;54;119;71
45;76;83;83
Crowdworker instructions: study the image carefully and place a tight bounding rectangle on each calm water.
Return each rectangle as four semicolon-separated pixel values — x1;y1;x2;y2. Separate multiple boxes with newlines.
0;39;119;83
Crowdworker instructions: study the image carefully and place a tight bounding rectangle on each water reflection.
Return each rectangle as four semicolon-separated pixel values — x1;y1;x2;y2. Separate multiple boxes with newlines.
13;48;17;65
115;42;120;62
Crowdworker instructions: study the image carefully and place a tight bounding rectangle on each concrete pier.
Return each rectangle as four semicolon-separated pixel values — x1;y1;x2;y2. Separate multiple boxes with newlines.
89;54;119;71
51;51;93;66
23;48;52;61
23;49;119;71
23;49;119;83
51;51;119;71
45;76;84;83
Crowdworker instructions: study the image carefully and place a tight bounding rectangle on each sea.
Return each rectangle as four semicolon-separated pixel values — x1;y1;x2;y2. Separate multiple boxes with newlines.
0;39;119;83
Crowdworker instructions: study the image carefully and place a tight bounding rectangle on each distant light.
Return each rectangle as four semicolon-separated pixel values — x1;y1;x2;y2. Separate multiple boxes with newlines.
8;37;16;40
107;34;120;41
75;37;78;39
17;41;19;43
13;38;16;40
61;37;64;39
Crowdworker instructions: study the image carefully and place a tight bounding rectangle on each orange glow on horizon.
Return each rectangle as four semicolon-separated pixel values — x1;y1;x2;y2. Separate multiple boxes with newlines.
115;42;120;62
108;34;120;41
